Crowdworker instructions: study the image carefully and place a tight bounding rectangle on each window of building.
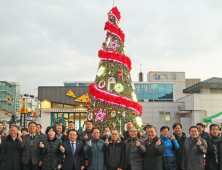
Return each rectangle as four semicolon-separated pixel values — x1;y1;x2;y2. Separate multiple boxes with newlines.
51;112;86;133
52;103;63;108
159;112;171;121
159;112;165;121
64;104;75;108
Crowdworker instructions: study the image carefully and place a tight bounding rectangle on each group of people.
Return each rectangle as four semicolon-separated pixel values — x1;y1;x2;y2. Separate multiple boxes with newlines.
0;120;222;170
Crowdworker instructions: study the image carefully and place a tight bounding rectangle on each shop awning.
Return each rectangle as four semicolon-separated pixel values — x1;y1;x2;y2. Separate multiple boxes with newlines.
204;112;222;123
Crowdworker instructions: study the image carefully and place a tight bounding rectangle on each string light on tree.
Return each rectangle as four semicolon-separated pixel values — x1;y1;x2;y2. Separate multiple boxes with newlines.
95;109;106;122
108;40;120;51
114;83;124;92
97;66;105;76
131;92;138;102
136;117;142;127
98;80;106;88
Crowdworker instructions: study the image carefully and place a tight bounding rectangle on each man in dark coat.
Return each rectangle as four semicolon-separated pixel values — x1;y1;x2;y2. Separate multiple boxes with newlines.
0;125;22;170
172;123;187;170
120;121;140;141
205;124;222;170
143;126;165;170
56;124;64;140
60;129;85;170
181;126;207;170
125;127;146;170
20;121;44;170
104;129;126;170
0;121;6;170
61;121;75;142
196;123;209;139
101;127;111;141
36;124;47;141
79;120;94;170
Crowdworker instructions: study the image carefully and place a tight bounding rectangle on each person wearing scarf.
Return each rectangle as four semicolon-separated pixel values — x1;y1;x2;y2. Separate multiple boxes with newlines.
172;123;187;170
205;124;222;170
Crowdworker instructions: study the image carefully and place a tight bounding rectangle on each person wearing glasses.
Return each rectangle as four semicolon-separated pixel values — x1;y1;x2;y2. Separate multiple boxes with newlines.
41;126;62;170
60;129;85;170
85;128;105;170
104;128;126;170
181;126;207;170
125;127;146;170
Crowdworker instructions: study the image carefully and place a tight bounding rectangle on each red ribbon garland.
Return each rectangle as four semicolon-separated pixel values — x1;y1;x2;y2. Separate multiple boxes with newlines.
110;7;121;21
104;21;125;43
89;83;142;115
98;50;132;71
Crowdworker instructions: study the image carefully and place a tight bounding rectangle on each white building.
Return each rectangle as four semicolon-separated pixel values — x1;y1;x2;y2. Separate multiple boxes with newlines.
39;72;222;135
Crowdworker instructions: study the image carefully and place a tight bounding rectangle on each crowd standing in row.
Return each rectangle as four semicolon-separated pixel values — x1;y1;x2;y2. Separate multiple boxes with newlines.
0;120;221;170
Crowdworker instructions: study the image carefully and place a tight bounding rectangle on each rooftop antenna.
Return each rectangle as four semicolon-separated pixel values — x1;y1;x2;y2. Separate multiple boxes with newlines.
139;63;143;72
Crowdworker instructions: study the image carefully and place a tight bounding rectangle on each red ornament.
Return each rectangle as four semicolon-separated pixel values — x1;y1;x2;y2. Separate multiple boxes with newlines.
106;114;108;117
128;112;130;114
100;135;102;137
87;101;90;110
116;78;118;81
97;125;100;128
106;64;108;66
133;112;135;115
126;81;128;83
118;65;121;67
110;116;112;119
128;94;130;96
94;109;97;112
118;73;123;79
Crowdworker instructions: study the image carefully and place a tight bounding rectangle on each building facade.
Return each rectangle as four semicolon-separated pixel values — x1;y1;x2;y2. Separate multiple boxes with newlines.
39;72;222;135
38;86;89;132
0;81;21;120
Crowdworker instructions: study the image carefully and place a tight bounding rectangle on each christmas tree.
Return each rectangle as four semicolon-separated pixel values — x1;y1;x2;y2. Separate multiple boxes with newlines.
88;6;142;134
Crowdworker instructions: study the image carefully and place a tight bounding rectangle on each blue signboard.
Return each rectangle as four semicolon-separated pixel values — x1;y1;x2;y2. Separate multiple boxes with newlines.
134;84;173;100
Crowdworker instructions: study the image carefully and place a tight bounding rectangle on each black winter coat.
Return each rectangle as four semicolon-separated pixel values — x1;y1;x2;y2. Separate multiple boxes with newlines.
174;132;187;170
104;139;126;170
41;137;63;170
101;135;111;141
0;135;22;170
143;136;165;170
205;134;222;170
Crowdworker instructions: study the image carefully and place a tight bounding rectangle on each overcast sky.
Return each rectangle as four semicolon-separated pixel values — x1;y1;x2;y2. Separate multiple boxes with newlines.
1;0;222;96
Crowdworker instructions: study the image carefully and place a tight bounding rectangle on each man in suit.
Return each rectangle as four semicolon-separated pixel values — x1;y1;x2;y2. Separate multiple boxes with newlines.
20;121;44;170
60;129;85;170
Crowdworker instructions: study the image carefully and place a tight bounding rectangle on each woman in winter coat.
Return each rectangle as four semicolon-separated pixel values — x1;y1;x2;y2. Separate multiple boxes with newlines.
41;126;63;170
160;126;179;170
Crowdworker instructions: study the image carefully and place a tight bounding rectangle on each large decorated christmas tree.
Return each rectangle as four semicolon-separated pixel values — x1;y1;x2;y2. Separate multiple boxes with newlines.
87;6;142;134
